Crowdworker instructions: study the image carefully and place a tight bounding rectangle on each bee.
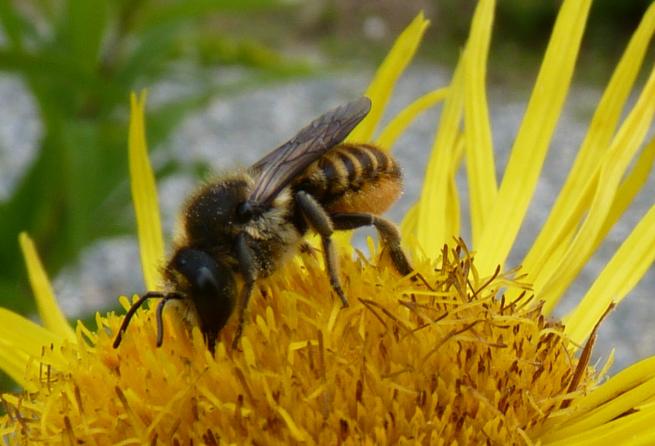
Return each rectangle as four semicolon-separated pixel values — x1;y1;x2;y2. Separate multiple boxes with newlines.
113;97;413;352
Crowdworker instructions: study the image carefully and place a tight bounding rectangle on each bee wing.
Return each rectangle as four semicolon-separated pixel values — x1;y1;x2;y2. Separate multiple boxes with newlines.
248;97;371;206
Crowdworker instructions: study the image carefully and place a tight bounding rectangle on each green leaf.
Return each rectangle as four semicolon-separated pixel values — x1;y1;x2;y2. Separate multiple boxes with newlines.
0;49;124;105
0;1;25;49
55;0;110;72
115;21;187;87
136;0;284;31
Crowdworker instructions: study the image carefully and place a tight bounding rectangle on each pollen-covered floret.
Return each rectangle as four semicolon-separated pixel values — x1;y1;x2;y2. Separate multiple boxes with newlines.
1;242;595;445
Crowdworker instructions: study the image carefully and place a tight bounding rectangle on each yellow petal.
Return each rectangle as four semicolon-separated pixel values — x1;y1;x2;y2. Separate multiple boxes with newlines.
406;129;464;248
0;338;33;390
129;91;165;290
445;133;465;239
410;0;502;253
474;0;592;276
18;232;75;341
537;61;655;312
336;13;429;248
576;356;655;416
396;45;468;251
463;0;497;246
375;87;448;150
347;12;430;143
400;203;418;247
563;201;655;345
539;356;655;440
542;403;655;445
445;177;461;241
415;59;465;254
553;393;655;441
593;136;655;252
0;308;64;390
520;2;655;286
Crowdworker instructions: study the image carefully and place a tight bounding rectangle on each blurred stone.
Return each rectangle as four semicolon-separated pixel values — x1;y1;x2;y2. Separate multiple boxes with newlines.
0;76;41;201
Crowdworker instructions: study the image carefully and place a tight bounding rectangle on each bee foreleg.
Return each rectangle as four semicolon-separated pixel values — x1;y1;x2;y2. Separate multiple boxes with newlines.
233;233;258;348
296;191;349;308
330;212;413;276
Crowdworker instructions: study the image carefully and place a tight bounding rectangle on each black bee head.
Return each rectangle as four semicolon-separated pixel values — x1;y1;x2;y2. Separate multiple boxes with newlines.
169;248;237;351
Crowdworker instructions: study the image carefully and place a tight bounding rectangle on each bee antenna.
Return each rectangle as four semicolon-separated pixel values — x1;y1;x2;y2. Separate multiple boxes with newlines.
155;293;183;347
113;291;183;349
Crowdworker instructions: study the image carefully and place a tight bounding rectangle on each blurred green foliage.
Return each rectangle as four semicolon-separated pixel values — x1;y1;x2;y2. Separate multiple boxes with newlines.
0;0;309;318
495;0;651;44
449;0;652;81
308;0;652;85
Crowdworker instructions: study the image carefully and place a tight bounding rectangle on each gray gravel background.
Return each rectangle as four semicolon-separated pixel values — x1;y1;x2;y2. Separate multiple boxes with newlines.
1;65;654;374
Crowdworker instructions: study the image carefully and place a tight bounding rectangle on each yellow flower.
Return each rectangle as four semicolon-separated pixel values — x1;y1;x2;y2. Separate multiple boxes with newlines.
3;1;655;444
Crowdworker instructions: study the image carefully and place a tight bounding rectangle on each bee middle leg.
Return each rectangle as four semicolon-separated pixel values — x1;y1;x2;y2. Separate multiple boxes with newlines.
295;191;349;308
329;212;412;276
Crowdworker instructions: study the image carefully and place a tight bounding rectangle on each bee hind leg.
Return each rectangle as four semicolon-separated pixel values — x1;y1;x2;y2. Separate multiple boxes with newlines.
330;212;434;291
330;213;412;275
295;191;349;308
330;212;433;290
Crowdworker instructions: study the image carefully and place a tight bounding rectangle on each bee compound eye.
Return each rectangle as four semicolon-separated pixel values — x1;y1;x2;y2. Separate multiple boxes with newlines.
237;201;254;222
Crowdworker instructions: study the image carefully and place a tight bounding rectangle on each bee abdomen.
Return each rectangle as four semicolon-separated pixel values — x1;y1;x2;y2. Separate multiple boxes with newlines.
299;144;399;194
294;143;402;215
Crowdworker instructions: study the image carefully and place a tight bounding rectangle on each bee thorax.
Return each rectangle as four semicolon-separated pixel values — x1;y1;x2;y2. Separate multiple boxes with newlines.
244;190;301;276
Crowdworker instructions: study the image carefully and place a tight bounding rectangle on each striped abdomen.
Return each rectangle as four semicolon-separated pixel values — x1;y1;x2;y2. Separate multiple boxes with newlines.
294;143;402;215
